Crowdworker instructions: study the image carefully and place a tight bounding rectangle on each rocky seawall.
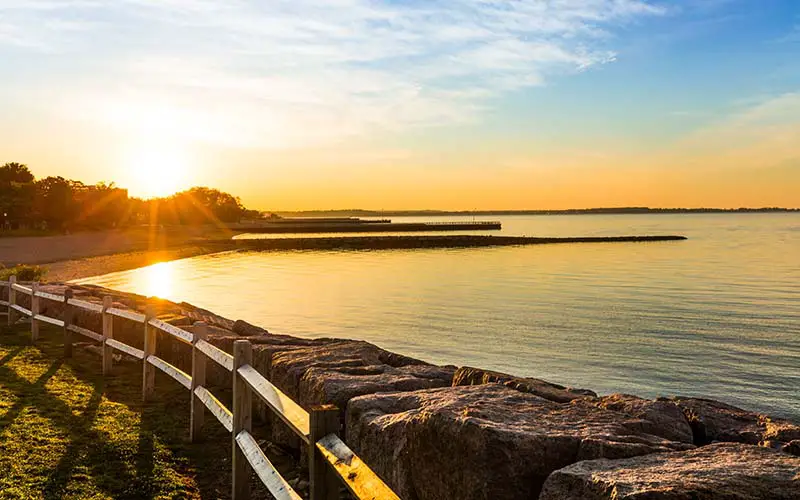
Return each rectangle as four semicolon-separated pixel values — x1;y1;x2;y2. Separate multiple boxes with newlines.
11;283;799;500
232;234;688;252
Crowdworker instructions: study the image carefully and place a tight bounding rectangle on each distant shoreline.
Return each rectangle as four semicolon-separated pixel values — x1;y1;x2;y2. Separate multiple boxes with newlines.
274;207;799;217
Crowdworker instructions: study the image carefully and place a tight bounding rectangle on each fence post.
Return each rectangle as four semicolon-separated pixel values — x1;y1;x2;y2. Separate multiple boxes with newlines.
102;296;114;375
31;282;40;342
8;275;17;325
142;303;156;402
232;340;252;500
309;405;341;500
190;321;207;442
63;288;74;358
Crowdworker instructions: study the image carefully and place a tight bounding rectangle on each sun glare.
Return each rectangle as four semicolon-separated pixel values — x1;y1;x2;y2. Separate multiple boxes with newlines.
125;147;189;198
141;261;174;299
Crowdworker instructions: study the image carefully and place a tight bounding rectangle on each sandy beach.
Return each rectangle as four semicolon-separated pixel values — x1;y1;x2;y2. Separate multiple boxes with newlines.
0;226;234;277
0;226;235;266
44;245;234;281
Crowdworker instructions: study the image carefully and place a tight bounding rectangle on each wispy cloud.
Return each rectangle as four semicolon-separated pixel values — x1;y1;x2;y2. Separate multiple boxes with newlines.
671;92;800;171
1;0;667;147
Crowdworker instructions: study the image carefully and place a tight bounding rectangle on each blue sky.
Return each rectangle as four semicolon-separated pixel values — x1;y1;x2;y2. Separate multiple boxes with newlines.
0;0;798;208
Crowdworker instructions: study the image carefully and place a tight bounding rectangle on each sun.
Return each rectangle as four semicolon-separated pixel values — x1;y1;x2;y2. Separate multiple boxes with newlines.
125;147;189;198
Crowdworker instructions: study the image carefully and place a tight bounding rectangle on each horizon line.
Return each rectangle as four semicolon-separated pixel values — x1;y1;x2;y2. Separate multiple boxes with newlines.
266;207;800;214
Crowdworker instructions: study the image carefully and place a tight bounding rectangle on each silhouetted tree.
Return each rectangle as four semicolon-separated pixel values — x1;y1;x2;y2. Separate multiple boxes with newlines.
1;162;249;231
1;162;36;229
33;176;75;230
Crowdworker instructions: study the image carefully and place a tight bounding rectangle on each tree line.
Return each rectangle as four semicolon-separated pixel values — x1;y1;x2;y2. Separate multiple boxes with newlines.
1;162;257;232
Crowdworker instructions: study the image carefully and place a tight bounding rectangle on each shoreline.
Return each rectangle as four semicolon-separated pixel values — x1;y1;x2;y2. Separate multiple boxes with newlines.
39;234;688;282
44;243;235;282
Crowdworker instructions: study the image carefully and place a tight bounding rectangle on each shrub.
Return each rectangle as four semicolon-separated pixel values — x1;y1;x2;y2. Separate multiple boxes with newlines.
0;264;47;282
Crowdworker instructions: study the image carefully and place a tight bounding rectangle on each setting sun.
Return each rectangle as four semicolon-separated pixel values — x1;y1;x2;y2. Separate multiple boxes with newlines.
125;147;189;199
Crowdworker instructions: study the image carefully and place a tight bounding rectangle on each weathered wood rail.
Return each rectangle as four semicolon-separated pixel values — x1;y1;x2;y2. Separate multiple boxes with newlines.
1;276;400;500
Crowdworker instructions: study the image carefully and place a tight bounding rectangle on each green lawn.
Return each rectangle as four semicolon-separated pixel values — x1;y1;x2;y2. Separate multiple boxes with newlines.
0;322;282;499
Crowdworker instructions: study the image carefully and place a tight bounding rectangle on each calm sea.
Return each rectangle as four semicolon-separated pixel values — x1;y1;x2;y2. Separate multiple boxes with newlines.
75;214;800;419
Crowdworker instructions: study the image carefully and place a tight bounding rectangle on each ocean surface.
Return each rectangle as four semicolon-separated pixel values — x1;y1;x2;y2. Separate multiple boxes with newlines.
76;214;800;419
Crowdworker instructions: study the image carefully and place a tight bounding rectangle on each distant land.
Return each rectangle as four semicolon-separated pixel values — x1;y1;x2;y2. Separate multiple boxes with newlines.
273;207;799;217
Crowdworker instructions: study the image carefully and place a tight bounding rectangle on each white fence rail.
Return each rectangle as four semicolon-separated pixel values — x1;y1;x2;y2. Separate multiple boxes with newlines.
0;277;400;500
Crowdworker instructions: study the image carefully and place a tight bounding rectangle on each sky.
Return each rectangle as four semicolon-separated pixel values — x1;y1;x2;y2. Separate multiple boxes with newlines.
1;0;799;210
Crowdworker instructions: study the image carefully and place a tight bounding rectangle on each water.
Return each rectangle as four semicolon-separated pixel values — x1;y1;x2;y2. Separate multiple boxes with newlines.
75;214;800;419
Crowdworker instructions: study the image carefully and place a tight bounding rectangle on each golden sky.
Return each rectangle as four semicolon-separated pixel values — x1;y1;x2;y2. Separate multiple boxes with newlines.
1;1;798;210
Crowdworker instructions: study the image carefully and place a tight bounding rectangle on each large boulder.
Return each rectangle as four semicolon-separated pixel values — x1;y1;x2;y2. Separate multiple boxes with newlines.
669;396;800;446
232;319;270;336
539;442;800;500
578;394;694;444
269;340;454;445
783;440;800;457
300;363;455;416
452;366;596;403
346;384;692;500
270;339;449;404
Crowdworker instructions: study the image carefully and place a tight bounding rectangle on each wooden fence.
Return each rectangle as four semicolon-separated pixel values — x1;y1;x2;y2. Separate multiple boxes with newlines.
0;276;400;500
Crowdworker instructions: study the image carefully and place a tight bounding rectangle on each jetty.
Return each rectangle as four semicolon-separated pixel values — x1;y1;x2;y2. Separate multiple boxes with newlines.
230;217;502;234
232;234;688;250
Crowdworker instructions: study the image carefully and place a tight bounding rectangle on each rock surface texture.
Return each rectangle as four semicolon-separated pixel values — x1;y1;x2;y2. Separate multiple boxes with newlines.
347;384;692;500
452;366;597;403
539;442;800;500
269;340;454;444
580;393;695;444
668;396;800;447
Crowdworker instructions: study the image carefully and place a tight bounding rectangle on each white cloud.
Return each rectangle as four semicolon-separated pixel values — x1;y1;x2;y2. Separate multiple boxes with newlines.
670;92;800;169
1;0;666;147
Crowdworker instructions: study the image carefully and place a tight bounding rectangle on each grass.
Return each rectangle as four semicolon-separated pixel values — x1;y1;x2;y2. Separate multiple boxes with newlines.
0;322;283;499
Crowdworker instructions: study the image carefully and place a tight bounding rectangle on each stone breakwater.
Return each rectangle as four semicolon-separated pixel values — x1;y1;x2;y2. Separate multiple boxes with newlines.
232;234;689;251
14;283;799;500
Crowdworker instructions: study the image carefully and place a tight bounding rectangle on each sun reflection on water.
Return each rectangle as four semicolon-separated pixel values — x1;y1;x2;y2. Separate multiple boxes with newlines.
142;262;173;298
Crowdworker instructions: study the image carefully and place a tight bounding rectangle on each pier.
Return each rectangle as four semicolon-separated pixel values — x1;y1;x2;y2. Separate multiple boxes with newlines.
231;218;503;234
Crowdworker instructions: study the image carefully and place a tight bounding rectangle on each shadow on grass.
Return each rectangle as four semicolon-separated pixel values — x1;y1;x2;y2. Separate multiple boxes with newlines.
0;357;64;435
0;323;278;499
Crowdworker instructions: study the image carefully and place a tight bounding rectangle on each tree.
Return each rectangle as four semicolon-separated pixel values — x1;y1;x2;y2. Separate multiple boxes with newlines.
0;162;36;228
34;176;75;230
0;162;34;184
1;162;251;230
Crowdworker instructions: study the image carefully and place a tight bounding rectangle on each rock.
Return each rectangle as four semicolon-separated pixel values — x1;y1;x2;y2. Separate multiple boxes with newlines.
783;440;800;457
201;333;321;393
269;339;454;445
270;339;437;400
579;394;694;444
669;396;800;446
670;397;764;445
300;363;455;418
452;366;596;403
232;319;270;336
539;442;800;500
346;384;692;500
161;313;192;327
766;421;800;443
